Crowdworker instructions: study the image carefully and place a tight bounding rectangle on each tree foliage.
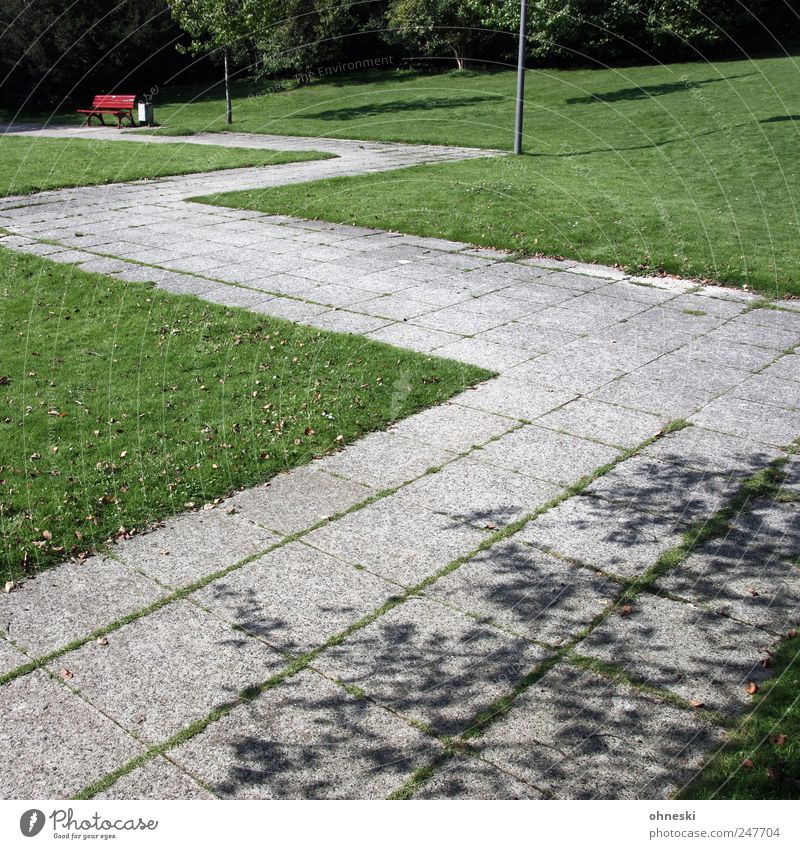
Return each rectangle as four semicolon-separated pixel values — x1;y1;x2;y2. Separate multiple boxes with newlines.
385;0;487;68
474;0;767;64
0;0;186;109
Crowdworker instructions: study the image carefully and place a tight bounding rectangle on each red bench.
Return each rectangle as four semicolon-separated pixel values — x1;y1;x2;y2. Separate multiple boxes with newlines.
76;94;138;128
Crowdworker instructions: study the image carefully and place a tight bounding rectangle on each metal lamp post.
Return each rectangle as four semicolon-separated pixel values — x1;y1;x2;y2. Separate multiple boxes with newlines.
514;0;528;154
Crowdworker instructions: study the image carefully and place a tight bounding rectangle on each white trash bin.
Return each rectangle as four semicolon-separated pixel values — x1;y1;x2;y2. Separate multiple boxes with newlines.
137;101;154;127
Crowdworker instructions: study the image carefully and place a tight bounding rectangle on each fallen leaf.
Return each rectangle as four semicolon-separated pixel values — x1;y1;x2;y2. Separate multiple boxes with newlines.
96;637;109;647
745;682;759;695
689;699;705;709
766;766;784;782
788;629;797;638
746;586;759;596
42;530;52;541
58;668;74;680
4;581;15;594
773;734;788;747
618;604;633;616
741;758;754;769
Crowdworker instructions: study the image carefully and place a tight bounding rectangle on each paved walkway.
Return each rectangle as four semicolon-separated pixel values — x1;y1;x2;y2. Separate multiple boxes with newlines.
1;131;799;800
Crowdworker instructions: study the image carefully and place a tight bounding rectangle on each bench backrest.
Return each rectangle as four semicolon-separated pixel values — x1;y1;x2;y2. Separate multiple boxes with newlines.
91;94;137;110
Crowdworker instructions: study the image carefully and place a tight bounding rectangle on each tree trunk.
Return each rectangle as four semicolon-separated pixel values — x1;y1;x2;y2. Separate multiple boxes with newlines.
223;46;232;125
454;52;465;70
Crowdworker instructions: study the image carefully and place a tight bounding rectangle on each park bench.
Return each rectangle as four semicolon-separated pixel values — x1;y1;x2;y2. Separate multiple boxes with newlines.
76;94;138;128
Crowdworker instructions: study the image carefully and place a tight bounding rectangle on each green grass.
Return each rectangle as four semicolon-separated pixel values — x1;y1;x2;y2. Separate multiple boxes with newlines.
0;247;489;582
7;55;800;293
87;56;800;298
0;135;332;196
681;633;800;799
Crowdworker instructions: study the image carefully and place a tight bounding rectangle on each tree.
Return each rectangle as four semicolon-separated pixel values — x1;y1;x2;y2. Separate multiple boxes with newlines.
253;0;370;78
0;0;185;110
167;0;265;122
386;0;487;69
474;0;765;64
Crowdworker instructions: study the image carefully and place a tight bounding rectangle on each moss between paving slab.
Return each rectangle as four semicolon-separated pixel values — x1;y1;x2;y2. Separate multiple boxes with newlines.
68;419;689;800
394;440;800;799
21;415;800;800
0;246;490;583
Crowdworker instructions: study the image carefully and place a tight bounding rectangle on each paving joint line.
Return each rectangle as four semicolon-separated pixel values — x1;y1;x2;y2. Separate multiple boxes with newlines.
69;418;688;799
391;442;797;797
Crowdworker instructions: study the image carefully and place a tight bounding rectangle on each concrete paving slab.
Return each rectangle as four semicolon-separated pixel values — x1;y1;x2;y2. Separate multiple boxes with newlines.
584;456;741;525
304;495;489;586
591;374;713;418
387;401;514;452
1;556;166;657
0;671;144;799
476;664;724;799
518;496;686;578
116;509;278;589
313;597;549;735
315;430;457;489
396;457;560;528
193;541;399;653
428;539;621;645
414;755;544;799
537;398;668;448
169;669;437;799
656;531;800;632
453;377;576;421
476;424;622;485
48;600;286;743
733;503;800;560
580;593;776;712
226;466;373;535
641;426;782;477
97;756;216;800
690;396;800;446
0;636;27;677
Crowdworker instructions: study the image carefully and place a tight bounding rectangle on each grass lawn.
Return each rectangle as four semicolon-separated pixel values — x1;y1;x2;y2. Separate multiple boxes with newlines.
0;135;332;196
0;247;489;583
95;55;800;298
681;632;800;800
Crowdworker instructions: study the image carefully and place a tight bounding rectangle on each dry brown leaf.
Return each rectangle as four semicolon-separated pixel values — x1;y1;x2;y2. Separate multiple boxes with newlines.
96;637;109;647
689;699;705;709
618;604;633;616
741;758;754;769
58;668;73;680
42;530;52;541
745;681;759;695
4;581;15;594
774;734;788;747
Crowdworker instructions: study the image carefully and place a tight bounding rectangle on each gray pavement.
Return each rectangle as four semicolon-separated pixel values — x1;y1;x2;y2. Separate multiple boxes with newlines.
0;129;799;800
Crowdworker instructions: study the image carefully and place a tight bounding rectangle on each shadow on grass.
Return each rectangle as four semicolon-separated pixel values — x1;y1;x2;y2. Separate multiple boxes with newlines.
298;94;503;122
566;73;756;104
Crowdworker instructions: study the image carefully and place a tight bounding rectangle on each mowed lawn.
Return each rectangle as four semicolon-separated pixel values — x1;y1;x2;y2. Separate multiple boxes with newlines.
131;56;800;297
0;248;489;582
0;135;331;195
